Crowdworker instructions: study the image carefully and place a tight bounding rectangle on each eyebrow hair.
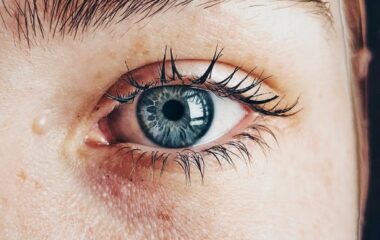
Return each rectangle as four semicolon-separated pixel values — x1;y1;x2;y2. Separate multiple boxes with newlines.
0;0;331;46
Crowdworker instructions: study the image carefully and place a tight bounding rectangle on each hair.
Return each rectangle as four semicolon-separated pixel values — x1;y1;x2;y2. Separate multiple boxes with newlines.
346;0;367;50
345;0;369;83
344;0;369;235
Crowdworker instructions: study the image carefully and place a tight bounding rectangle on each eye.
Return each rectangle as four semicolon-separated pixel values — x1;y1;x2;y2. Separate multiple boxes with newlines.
85;47;298;180
107;85;247;149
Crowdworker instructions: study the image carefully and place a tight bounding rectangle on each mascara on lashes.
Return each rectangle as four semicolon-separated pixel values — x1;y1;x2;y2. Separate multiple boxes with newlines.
108;47;297;117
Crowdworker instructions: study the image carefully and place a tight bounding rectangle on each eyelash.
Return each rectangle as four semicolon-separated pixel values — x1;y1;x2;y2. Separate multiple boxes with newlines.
112;124;275;183
105;47;297;182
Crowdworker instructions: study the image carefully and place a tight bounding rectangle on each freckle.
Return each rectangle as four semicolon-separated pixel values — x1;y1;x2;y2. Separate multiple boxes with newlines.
142;50;150;56
157;211;171;221
33;181;43;189
32;111;51;135
132;38;147;53
94;72;104;81
107;51;117;59
0;196;8;208
17;170;28;182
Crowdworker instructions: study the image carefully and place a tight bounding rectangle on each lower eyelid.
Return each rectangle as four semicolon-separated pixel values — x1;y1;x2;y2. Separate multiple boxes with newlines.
82;114;275;184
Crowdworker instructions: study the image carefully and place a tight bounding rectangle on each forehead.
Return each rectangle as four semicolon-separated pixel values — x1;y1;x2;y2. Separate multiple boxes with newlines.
0;0;336;45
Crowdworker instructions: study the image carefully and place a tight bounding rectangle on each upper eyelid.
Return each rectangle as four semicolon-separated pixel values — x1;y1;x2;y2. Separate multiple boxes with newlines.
106;48;299;117
108;47;255;101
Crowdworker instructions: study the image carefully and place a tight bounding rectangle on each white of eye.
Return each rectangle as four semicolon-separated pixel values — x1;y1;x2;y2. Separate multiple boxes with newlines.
195;93;246;146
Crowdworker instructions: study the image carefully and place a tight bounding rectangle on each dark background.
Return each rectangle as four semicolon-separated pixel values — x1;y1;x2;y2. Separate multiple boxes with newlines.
364;0;380;239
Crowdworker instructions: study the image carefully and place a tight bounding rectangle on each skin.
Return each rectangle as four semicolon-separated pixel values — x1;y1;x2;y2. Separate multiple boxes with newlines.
0;0;363;239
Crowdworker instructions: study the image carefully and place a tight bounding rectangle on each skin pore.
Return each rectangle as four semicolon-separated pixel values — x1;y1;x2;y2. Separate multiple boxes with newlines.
0;0;363;239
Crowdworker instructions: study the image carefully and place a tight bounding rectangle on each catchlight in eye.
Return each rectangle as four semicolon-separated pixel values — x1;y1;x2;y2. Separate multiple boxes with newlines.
136;86;214;148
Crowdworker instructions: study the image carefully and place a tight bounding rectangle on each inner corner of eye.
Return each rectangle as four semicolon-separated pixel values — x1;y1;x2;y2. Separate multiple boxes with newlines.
84;98;120;148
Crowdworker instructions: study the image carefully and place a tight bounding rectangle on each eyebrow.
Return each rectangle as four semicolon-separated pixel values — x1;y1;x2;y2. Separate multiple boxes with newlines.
0;0;331;46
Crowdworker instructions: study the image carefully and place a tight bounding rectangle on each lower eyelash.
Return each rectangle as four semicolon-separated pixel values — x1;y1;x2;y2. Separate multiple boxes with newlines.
111;124;275;183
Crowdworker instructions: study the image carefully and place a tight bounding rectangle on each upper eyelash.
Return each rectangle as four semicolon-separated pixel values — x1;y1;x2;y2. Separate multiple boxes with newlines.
107;46;299;117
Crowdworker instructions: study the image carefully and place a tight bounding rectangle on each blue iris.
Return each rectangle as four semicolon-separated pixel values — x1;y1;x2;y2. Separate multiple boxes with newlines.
137;86;214;148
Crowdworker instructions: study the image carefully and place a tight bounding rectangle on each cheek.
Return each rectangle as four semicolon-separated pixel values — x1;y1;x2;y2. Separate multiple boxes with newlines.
74;148;227;239
67;132;271;239
261;102;358;237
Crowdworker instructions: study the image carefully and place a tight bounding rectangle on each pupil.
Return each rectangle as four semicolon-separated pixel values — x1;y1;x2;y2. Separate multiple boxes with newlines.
162;100;185;121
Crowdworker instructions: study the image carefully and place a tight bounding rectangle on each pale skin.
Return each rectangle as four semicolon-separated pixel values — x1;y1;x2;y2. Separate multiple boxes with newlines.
0;0;362;239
